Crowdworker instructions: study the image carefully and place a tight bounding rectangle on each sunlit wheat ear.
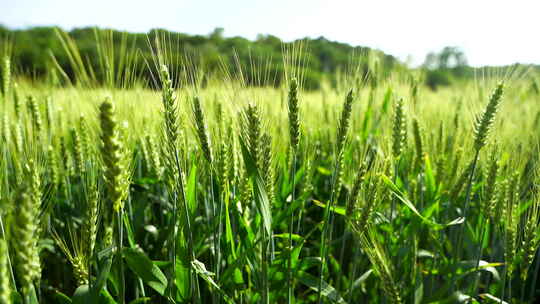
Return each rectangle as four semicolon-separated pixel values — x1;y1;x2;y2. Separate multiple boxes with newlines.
12;189;41;298
60;135;75;177
99;98;128;214
238;168;252;212
227;121;239;182
217;139;230;191
287;77;300;152
519;193;540;281
349;176;380;236
504;172;520;277
336;89;354;155
392;97;406;158
346;162;367;216
360;228;402;304
0;238;11;304
71;127;85;175
79;115;90;160
331;90;355;201
85;185;99;259
1;113;8;143
145;135;162;178
1;55;10;98
412;117;424;167
26;96;43;137
192;96;213;164
301;156;315;195
52;230;89;286
243;103;262;167
47;144;60;189
12;83;20;120
260;133;275;205
483;152;499;218
12;122;23;155
473;82;504;152
160;64;179;153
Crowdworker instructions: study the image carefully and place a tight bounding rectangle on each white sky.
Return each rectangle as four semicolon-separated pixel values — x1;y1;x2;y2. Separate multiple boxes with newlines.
2;0;540;66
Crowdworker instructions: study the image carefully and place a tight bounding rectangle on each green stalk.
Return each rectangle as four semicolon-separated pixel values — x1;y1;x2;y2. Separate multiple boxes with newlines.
173;150;200;303
470;215;488;296
262;226;269;304
317;150;341;304
451;149;479;291
116;209;125;304
500;224;508;303
287;151;297;304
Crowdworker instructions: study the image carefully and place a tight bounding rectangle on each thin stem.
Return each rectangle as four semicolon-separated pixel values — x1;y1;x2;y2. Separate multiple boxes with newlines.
288;151;297;304
116;210;125;304
470;216;488;296
262;228;269;304
317;149;342;304
210;169;220;304
451;149;480;292
500;226;508;304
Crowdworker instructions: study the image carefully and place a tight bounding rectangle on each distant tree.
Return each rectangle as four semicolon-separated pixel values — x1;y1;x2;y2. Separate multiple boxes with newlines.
209;27;224;42
423;46;470;89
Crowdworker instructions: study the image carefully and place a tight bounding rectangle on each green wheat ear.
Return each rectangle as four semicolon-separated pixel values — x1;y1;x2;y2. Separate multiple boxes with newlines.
26;96;43;137
51;230;89;286
473;82;504;152
412;117;424;167
71;127;85;175
1;56;10;98
12;188;41;299
336;89;354;155
287;77;300;152
99;98;128;214
360;227;402;304
483;152;499;218
192;96;213;164
243;103;262;167
160;64;179;152
0;238;11;304
12;83;20;120
519;196;540;281
260;133;275;205
392;97;406;158
1;113;8;144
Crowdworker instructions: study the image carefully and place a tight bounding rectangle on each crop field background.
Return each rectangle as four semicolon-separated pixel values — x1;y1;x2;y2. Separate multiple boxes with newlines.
1;28;540;304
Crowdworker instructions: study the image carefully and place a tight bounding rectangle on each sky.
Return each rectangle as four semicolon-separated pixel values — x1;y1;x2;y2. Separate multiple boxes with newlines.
2;0;540;67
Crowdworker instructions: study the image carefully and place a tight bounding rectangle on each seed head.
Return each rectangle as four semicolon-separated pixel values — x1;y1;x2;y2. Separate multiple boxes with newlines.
192;96;213;164
336;89;354;154
288;78;301;152
99;98;128;213
473;83;504;152
392;98;406;157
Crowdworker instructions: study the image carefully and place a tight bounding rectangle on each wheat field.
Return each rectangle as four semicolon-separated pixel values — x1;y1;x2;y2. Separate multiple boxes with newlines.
1;36;540;304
